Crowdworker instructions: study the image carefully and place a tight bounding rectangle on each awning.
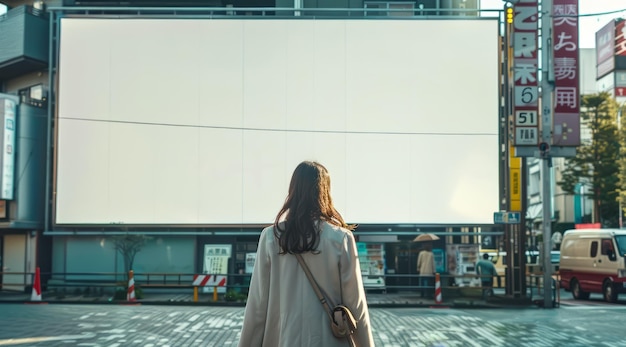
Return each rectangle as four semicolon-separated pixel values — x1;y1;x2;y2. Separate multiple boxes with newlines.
526;204;542;220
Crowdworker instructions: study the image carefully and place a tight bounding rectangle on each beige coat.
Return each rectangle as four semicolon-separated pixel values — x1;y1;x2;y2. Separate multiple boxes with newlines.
238;221;375;347
417;250;435;275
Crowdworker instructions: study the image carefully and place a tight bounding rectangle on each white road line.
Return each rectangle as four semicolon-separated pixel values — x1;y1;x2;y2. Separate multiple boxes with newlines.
0;333;96;346
561;305;626;310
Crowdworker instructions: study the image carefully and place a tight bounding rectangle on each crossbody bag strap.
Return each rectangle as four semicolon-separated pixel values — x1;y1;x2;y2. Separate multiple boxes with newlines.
296;253;359;347
295;253;335;321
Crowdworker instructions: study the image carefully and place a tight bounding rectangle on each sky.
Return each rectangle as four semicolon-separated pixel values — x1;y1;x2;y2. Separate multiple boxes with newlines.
481;0;626;48
0;1;625;48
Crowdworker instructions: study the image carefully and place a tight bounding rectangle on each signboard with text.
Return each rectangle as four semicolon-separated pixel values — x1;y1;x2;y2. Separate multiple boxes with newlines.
552;0;580;146
613;20;626;99
616;20;626;100
494;211;521;224
596;20;616;79
202;244;231;294
509;145;521;211
0;94;17;200
512;0;539;146
616;20;626;57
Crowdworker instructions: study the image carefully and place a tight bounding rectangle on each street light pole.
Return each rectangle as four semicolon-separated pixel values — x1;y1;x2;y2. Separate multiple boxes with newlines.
619;102;625;228
540;0;554;309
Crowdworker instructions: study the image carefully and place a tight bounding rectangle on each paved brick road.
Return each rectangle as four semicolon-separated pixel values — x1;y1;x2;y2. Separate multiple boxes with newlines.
0;304;625;346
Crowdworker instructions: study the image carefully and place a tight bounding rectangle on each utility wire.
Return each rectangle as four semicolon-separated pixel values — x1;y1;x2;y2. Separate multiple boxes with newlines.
554;8;626;18
578;8;626;17
59;116;497;136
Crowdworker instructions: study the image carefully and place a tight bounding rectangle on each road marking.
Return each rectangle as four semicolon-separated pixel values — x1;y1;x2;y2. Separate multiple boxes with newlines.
561;305;626;310
0;333;95;346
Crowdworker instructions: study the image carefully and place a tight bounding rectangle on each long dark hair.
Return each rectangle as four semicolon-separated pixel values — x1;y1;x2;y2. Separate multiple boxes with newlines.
274;161;354;254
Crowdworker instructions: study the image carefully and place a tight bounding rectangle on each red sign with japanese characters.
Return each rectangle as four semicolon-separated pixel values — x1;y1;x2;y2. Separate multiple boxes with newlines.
552;0;580;146
616;20;626;57
512;0;539;146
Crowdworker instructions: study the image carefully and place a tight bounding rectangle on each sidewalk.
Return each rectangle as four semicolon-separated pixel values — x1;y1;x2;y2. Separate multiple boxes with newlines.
0;289;532;308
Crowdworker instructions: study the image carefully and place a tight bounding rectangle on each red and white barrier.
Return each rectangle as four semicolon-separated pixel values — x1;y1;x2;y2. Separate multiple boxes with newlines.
192;274;226;287
127;270;136;302
193;274;227;302
31;267;42;301
434;273;442;304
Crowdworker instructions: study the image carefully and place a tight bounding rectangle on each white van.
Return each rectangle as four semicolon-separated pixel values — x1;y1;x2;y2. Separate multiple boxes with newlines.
559;229;626;303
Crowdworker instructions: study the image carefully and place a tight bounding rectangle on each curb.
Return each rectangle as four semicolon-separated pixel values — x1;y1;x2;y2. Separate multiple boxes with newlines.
0;299;526;309
0;292;535;309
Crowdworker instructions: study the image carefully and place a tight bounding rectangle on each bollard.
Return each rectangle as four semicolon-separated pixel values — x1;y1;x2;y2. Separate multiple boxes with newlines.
213;286;218;302
434;273;442;304
30;267;42;301
193;287;198;302
127;270;136;302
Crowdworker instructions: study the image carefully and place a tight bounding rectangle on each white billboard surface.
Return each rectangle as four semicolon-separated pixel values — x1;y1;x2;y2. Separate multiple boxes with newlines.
56;18;499;225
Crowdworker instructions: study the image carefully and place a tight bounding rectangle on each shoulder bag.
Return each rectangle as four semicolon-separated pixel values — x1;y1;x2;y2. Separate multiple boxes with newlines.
295;253;359;347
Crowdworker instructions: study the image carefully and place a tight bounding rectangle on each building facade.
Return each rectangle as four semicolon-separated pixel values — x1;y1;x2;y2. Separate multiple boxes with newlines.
525;18;626;250
1;0;508;295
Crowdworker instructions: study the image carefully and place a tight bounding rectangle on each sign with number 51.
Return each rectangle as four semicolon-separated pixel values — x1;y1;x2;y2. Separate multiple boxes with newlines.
515;110;538;126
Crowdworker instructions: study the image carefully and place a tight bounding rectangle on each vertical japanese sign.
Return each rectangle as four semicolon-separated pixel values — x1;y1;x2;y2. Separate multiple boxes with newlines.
509;145;521;211
552;0;580;146
615;20;626;98
0;94;17;200
245;253;256;274
617;20;626;57
512;0;539;146
203;244;231;294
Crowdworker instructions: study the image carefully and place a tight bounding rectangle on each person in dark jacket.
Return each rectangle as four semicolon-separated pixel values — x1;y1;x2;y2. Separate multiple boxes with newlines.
476;253;497;298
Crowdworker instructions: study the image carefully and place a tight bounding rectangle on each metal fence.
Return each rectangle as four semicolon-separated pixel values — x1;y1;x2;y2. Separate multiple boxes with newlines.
0;271;521;301
2;269;564;307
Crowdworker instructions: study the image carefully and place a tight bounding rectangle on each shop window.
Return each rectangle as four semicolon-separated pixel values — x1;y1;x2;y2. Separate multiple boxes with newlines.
364;2;414;17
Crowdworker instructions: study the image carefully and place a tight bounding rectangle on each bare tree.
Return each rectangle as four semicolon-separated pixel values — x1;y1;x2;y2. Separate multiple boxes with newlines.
112;234;151;278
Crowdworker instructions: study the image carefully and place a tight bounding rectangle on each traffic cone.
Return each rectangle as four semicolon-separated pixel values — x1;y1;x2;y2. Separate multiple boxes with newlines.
31;267;42;301
434;273;442;304
127;270;136;302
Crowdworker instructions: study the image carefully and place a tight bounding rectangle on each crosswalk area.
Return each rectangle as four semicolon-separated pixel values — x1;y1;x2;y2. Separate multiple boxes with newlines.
1;305;626;346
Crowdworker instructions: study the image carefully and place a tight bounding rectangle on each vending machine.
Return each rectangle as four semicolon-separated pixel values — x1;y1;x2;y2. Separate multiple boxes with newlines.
432;248;446;274
356;242;386;290
446;244;479;287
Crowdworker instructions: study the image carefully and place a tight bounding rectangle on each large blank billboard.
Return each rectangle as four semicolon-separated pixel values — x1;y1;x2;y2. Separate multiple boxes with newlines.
56;18;499;226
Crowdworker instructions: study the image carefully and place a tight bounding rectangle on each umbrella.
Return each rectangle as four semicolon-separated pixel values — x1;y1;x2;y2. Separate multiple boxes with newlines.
413;233;440;242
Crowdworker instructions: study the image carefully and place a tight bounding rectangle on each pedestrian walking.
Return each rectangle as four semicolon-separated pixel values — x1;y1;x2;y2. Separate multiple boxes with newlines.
238;161;374;347
417;244;435;298
476;253;497;299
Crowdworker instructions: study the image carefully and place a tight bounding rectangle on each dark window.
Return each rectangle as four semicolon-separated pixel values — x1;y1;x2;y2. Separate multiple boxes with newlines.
590;241;598;257
601;239;614;255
